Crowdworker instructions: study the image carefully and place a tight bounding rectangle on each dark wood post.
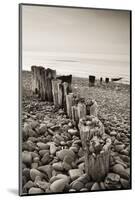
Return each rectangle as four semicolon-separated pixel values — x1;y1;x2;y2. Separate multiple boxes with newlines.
100;77;103;84
45;68;56;102
89;75;95;87
105;78;109;83
79;116;111;182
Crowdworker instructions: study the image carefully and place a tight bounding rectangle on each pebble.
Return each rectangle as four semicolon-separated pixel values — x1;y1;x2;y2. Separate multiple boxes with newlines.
39;150;49;156
35;180;50;190
38;124;47;134
22;151;32;165
69;169;83;181
115;144;125;152
37;142;50;150
91;182;100;191
38;165;52;179
22;168;31;181
50;174;69;184
110;131;117;136
120;178;130;188
50;179;67;193
50;143;57;155
23;180;35;190
30;169;43;181
104;173;121;189
68;129;78;135
112;164;129;180
80;188;88;192
69;189;76;192
28;187;44;194
56;149;75;161
71;180;84;191
52;162;64;171
63;161;72;171
41;152;50;164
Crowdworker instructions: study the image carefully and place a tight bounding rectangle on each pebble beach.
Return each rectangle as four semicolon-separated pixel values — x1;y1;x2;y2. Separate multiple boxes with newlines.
21;71;131;195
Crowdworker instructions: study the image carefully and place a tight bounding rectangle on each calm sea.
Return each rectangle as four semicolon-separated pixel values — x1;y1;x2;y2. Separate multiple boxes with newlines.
23;53;130;84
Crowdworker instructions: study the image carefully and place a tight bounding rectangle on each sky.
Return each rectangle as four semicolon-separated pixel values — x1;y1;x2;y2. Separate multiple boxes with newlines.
22;5;130;80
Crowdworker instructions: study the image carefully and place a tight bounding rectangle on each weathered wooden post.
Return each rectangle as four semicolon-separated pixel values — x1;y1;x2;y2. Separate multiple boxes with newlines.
90;100;98;117
57;75;72;93
31;65;41;95
100;77;103;84
63;82;69;111
66;93;73;118
52;79;61;106
77;102;86;120
79;116;111;181
89;75;95;87
39;66;46;100
45;68;56;102
105;78;109;84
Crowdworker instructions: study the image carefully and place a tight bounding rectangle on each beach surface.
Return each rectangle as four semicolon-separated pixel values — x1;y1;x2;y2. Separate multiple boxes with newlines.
21;70;130;195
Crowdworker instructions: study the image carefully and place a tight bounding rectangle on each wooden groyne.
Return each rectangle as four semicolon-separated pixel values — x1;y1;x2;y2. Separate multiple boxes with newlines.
30;66;112;182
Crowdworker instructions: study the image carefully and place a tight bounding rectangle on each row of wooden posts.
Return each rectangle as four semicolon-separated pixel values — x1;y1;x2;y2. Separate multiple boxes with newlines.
89;75;109;87
31;66;111;182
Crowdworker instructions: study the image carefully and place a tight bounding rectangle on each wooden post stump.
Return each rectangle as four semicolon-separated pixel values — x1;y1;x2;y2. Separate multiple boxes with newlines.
71;105;79;124
66;93;73;118
77;102;86;120
63;82;69;111
89;75;95;87
52;79;61;106
45;68;56;102
100;77;103;84
79;116;111;182
105;78;109;83
57;75;72;93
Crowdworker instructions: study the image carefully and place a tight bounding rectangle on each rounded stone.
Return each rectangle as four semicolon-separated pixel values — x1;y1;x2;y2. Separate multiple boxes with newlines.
28;187;44;194
50;179;67;193
30;169;43;181
22;151;32;165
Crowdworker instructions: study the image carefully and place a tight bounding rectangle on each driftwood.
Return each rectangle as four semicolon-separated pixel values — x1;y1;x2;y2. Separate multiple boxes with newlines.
79;116;111;181
89;75;95;87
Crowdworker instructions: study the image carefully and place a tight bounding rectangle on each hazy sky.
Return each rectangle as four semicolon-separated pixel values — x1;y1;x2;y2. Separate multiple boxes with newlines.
22;5;130;72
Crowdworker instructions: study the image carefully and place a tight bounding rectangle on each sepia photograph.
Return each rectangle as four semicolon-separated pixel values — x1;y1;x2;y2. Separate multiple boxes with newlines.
19;4;131;196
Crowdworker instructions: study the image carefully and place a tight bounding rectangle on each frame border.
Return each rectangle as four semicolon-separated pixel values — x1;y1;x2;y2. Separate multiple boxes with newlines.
19;3;132;196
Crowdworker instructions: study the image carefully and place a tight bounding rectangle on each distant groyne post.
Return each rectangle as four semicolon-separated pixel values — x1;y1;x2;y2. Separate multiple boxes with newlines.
89;75;95;87
100;77;103;84
105;77;109;84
